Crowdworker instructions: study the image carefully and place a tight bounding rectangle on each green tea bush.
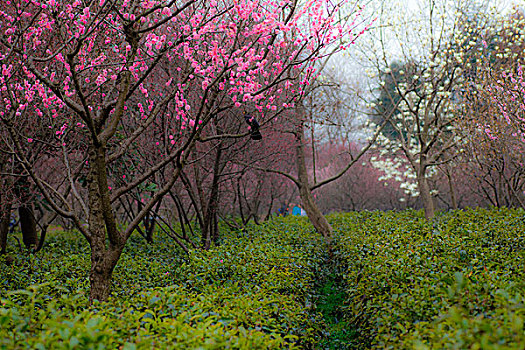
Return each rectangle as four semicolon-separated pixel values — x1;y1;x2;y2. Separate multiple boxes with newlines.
5;209;521;349
0;217;325;349
334;208;525;349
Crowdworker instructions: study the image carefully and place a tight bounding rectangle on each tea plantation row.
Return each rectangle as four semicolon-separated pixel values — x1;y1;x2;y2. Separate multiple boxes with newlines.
0;217;326;349
333;208;525;349
2;208;525;349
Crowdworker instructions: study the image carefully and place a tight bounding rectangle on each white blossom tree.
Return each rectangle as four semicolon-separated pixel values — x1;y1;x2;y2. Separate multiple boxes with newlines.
356;0;503;218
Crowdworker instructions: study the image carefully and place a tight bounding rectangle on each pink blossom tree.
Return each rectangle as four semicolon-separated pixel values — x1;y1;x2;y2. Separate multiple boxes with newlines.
0;0;359;301
312;143;410;212
0;108;59;255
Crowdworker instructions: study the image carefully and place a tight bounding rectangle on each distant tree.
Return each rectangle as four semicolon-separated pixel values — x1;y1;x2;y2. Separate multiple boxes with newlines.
371;60;419;140
313;144;411;212
0;149;14;256
459;8;525;208
361;0;499;219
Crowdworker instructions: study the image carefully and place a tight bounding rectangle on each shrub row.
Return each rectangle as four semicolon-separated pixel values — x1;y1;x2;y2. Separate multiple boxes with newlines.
1;217;325;349
333;208;525;349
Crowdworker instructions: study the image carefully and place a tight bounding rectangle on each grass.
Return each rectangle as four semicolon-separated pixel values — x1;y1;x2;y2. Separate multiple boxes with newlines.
315;248;358;349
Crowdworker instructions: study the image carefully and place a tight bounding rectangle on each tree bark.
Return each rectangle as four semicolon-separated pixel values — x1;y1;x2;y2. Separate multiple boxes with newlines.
14;175;38;249
295;122;333;240
87;145;124;303
0;204;10;255
417;171;435;220
0;176;13;256
202;144;222;250
89;244;123;302
445;165;458;210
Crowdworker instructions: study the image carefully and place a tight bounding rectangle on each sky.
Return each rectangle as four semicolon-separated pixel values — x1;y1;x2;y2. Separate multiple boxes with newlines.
328;0;522;78
314;0;523;142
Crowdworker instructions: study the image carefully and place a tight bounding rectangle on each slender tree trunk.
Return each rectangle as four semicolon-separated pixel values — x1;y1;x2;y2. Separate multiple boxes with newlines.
445;165;458;210
264;197;274;221
202;144;222;250
212;211;219;243
143;199;161;243
0;204;11;255
295;122;333;240
417;170;435;220
298;183;333;239
0;178;13;256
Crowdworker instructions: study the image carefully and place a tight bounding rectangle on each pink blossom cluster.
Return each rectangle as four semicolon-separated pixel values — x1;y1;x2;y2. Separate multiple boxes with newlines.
0;0;365;184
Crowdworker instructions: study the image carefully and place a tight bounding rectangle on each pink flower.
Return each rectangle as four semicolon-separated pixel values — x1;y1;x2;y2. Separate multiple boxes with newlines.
27;138;33;143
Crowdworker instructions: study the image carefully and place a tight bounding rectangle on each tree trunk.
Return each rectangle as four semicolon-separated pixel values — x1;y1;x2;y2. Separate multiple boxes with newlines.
445;165;458;210
89;244;123;302
295;122;333;240
212;211;219;244
299;184;333;239
0;204;10;255
19;205;38;248
417;171;435;220
87;145;124;303
202;144;222;250
0;178;13;256
14;175;38;249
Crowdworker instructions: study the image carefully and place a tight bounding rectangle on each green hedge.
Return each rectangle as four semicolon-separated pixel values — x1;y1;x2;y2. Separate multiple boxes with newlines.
334;208;525;349
0;217;325;349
